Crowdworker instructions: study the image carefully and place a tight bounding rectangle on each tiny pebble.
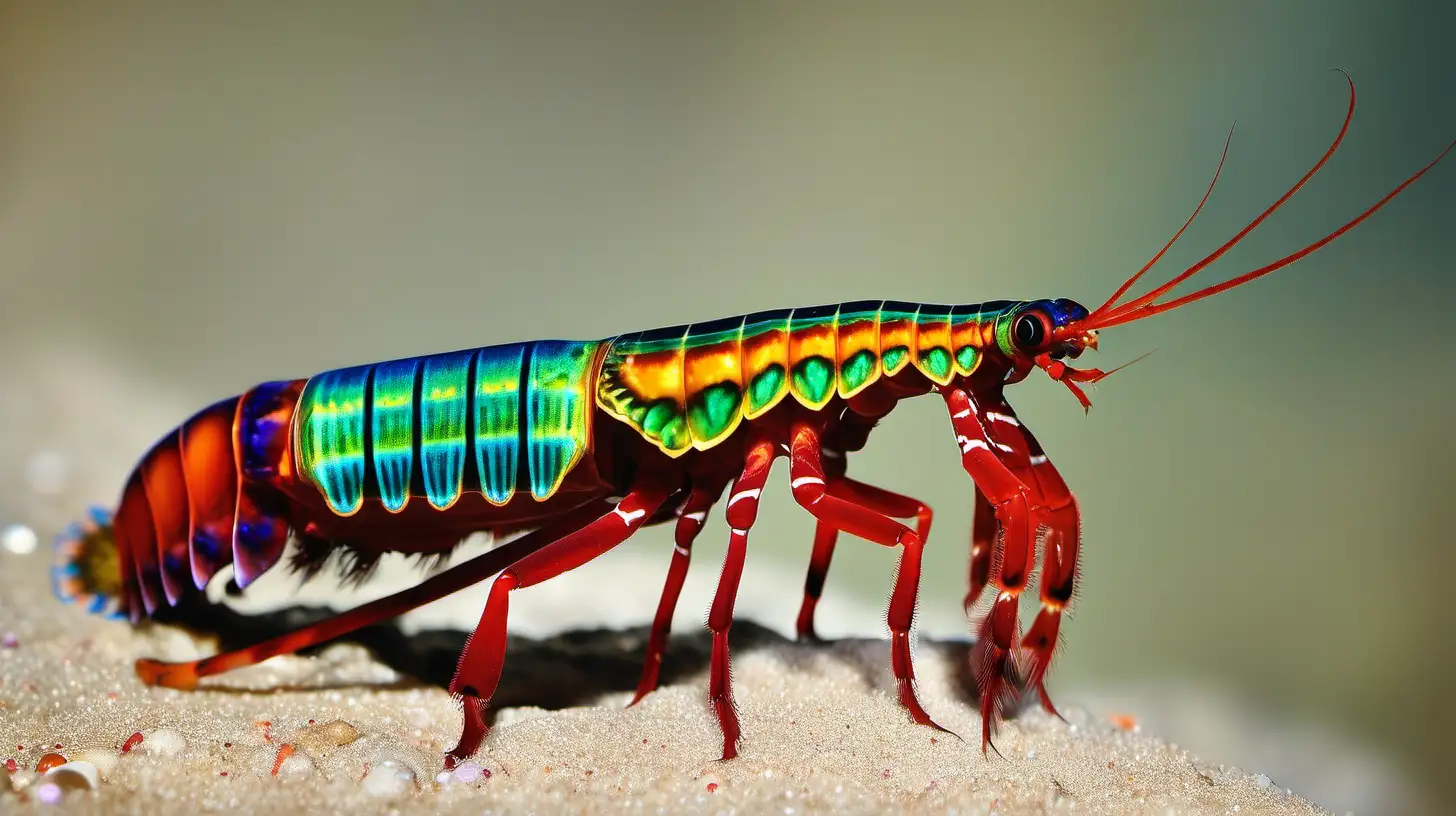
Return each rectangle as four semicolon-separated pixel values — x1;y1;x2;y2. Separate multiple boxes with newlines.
143;729;185;758
1254;774;1272;788
36;752;67;773
362;760;417;798
275;750;315;779
316;720;360;746
45;761;100;792
121;733;144;753
297;720;360;756
1;633;18;649
450;761;485;784
35;782;62;804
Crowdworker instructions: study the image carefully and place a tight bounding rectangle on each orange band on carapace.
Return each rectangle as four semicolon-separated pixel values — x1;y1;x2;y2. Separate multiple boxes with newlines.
596;300;1013;456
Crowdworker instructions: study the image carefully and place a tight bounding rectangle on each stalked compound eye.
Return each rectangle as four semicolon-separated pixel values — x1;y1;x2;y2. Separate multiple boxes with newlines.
1013;312;1049;349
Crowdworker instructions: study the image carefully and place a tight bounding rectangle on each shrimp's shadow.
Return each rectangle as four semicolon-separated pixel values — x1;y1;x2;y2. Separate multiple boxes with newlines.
155;599;981;712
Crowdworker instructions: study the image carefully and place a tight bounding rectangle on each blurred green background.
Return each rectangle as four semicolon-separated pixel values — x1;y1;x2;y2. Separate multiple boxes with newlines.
2;1;1451;811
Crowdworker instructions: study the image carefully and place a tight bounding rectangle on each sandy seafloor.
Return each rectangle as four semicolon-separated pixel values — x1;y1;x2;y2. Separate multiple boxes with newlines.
0;548;1339;816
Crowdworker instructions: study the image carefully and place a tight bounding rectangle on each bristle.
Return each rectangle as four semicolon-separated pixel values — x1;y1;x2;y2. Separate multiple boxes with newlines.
286;533;336;582
337;548;383;589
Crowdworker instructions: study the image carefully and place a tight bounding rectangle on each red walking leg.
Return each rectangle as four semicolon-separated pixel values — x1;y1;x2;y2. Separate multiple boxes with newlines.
965;487;997;613
796;515;841;641
794;392;904;641
135;499;614;690
629;481;725;706
446;482;675;766
787;418;952;735
980;397;1081;719
795;431;852;643
941;386;1037;754
707;436;779;761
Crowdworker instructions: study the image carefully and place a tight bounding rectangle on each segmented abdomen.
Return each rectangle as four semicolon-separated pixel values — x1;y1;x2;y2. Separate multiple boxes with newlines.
596;300;1018;455
107;383;301;617
293;339;602;515
99;339;602;621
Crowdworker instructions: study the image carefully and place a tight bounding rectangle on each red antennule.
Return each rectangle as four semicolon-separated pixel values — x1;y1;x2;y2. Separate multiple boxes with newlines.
1083;71;1453;332
1092;125;1236;315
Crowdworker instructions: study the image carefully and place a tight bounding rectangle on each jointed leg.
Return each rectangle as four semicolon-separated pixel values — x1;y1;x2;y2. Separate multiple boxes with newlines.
707;436;779;761
965;487;996;613
135;498;615;691
796;472;935;641
446;483;674;766
979;398;1081;718
630;481;725;706
966;393;1080;718
941;386;1037;753
796;513;841;641
796;442;846;642
794;392;916;641
788;418;950;734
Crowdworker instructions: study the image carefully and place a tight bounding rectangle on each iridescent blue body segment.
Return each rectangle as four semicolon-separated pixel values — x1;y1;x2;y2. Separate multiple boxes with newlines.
295;340;601;515
419;350;475;510
526;340;597;499
473;344;525;506
370;359;419;512
294;368;370;516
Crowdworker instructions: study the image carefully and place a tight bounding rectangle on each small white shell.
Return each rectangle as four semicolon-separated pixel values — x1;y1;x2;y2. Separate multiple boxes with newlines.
44;760;100;792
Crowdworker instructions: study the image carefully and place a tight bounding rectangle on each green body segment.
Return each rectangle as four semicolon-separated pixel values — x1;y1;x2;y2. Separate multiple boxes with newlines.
473;345;525;506
294;340;602;516
418;350;474;510
369;359;419;512
526;341;597;500
296;366;370;515
596;300;1022;456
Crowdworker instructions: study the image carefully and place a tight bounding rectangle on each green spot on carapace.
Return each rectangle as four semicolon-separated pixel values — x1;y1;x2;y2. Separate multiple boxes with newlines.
918;347;953;382
658;414;690;452
642;400;680;438
882;346;909;374
747;365;785;414
687;382;743;444
839;349;877;394
792;356;834;405
955;345;980;374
